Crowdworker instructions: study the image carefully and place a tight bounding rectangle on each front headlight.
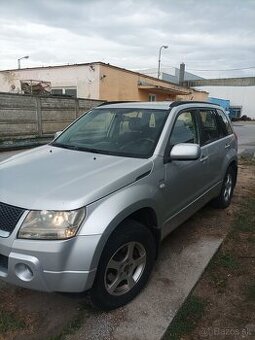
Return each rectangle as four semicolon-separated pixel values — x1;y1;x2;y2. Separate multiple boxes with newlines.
18;208;86;240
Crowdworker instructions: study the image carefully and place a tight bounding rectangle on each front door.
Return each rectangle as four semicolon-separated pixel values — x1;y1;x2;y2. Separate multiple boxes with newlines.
161;109;209;237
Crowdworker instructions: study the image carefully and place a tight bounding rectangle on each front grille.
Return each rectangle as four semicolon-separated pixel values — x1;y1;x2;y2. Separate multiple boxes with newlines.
0;202;25;235
0;254;8;270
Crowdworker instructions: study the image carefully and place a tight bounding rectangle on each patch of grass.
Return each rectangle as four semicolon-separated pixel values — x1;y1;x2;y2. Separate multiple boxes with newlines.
50;313;85;340
0;310;25;333
245;283;255;301
207;253;239;292
209;273;228;291
49;313;84;340
164;296;207;340
247;235;255;243
50;302;93;340
209;252;239;271
233;199;255;233
239;155;255;166
216;253;239;270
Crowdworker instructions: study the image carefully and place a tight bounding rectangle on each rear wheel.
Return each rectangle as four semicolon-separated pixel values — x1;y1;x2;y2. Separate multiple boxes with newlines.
90;220;156;310
212;166;235;209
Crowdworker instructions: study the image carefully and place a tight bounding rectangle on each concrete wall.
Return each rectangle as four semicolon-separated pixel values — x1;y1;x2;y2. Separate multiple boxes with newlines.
0;65;100;99
185;77;255;87
0;92;103;141
138;67;204;84
194;86;255;119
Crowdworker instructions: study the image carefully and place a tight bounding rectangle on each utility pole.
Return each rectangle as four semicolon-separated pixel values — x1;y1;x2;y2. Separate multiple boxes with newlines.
157;45;168;78
18;55;29;69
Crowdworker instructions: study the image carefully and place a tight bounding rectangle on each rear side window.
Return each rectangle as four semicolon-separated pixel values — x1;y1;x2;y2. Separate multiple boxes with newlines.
216;109;233;136
198;110;220;146
170;111;198;145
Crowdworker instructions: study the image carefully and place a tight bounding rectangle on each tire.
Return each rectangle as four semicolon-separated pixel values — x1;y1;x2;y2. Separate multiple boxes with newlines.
212;166;235;209
90;220;156;310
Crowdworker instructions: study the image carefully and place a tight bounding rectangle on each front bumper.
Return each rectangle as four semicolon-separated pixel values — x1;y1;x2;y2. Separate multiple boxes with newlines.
0;234;101;293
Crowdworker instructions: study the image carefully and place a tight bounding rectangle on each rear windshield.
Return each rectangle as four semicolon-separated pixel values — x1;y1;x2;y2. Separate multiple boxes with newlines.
52;108;169;158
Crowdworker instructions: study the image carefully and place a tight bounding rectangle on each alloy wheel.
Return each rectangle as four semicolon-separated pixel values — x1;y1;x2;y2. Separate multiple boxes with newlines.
104;241;146;296
223;173;233;202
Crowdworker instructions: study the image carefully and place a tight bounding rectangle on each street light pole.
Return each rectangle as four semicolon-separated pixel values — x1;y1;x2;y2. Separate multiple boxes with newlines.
157;45;168;78
18;55;29;69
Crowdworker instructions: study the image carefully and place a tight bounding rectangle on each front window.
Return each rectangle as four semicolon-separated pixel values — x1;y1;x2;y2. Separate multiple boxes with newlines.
52;108;168;158
170;111;198;145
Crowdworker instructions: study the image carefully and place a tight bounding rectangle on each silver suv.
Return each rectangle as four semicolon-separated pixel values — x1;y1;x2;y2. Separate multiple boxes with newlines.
0;101;237;309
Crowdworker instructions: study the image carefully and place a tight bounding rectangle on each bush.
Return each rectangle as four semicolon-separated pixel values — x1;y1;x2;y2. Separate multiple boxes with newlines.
240;115;252;121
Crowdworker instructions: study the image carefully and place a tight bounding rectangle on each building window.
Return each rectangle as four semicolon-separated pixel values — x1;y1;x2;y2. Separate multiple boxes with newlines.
51;89;63;95
65;89;77;97
149;94;156;102
51;88;77;97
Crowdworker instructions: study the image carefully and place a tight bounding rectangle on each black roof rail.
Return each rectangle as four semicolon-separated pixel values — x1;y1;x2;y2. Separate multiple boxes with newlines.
98;101;138;107
170;101;221;108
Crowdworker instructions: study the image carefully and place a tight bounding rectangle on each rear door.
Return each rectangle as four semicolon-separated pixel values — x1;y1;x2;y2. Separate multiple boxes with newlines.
197;108;225;189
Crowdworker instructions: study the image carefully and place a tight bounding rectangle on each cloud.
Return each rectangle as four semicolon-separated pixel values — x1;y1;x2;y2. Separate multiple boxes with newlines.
0;0;255;78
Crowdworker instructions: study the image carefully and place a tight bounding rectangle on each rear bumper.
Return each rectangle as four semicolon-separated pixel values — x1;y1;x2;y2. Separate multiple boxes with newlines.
0;234;101;292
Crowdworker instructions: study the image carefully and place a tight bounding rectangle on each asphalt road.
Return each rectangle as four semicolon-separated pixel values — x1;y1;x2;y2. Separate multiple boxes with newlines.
0;122;254;163
233;122;255;154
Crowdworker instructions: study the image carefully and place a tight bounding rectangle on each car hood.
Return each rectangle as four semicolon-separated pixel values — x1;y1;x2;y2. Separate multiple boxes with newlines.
0;145;153;210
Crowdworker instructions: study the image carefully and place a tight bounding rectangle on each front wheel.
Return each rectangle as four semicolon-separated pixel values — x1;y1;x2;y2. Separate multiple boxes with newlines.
212;167;235;209
90;220;156;310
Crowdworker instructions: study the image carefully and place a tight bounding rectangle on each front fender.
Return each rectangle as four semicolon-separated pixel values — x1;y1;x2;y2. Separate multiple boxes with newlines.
79;181;161;270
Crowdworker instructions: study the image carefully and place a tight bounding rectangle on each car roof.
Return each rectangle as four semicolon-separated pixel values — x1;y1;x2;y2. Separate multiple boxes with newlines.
97;101;173;110
97;101;221;110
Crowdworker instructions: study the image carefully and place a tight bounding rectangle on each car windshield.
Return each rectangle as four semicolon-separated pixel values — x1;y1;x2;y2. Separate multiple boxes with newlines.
52;107;169;158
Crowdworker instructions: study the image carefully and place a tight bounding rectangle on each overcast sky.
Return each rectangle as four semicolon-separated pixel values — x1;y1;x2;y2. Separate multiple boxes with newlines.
1;0;255;78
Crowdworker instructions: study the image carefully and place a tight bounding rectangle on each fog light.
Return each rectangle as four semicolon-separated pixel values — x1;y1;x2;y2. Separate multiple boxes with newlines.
15;263;34;282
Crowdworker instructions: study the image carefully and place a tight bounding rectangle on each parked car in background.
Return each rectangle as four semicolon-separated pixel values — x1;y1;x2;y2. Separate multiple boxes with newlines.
0;101;237;309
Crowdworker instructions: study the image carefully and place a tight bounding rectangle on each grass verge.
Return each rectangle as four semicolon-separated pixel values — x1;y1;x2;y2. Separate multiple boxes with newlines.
50;302;94;340
50;314;84;340
239;155;255;167
245;283;255;301
0;310;25;333
163;296;207;340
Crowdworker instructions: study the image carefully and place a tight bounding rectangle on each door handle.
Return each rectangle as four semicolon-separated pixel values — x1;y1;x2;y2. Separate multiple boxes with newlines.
200;155;208;162
225;143;231;149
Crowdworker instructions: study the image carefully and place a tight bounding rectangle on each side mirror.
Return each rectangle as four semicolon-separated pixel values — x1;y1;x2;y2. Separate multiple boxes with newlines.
54;131;62;139
170;143;201;161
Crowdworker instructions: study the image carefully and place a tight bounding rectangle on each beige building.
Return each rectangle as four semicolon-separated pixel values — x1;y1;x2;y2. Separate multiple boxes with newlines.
0;62;208;102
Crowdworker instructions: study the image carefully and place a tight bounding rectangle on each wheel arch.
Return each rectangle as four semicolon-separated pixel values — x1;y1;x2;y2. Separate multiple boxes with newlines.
228;159;238;186
89;204;160;272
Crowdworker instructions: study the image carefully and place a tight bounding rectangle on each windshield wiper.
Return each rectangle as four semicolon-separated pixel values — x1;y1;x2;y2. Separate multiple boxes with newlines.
51;142;80;151
77;147;112;155
52;142;112;155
